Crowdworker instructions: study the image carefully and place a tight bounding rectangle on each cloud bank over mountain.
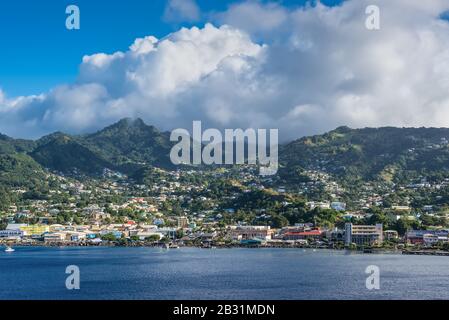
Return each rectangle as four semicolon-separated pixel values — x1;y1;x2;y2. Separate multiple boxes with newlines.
1;0;449;141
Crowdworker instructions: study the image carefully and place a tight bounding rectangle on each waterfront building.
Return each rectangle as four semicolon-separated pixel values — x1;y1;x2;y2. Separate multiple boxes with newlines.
345;223;383;246
282;228;322;241
8;224;50;237
407;230;449;244
0;229;24;239
44;232;66;243
230;226;273;241
423;234;449;246
157;227;178;239
136;231;163;240
129;227;164;240
64;231;87;242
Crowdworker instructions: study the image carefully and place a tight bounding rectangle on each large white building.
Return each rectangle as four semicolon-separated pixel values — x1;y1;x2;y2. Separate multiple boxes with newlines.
345;223;383;246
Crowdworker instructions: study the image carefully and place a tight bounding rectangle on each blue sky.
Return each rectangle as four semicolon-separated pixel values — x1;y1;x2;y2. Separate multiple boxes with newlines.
0;0;343;96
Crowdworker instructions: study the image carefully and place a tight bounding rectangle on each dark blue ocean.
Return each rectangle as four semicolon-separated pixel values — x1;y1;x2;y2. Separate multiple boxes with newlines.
0;247;448;300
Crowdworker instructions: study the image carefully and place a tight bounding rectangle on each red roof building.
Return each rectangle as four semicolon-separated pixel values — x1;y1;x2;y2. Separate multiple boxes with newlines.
283;229;323;241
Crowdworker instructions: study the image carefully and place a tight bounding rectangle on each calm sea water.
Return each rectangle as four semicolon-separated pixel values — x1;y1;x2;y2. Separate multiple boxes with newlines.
0;247;448;300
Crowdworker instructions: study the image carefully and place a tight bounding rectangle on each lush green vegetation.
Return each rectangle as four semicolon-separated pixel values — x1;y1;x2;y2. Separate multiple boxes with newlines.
281;126;449;184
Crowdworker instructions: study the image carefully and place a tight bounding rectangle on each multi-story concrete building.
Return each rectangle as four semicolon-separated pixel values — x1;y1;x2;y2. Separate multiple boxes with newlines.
345;223;383;246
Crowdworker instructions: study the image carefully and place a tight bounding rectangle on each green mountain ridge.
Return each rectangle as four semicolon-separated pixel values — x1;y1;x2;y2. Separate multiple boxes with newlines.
2;120;449;187
28;118;175;176
280;126;449;184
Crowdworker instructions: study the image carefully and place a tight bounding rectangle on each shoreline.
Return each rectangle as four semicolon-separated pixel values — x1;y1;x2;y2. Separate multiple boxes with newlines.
0;241;420;255
3;241;449;256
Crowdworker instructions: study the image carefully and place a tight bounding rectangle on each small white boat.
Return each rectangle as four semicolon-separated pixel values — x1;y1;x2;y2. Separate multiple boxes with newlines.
5;246;15;253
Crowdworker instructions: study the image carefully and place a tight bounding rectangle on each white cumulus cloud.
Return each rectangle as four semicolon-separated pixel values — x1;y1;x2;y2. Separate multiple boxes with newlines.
1;0;449;141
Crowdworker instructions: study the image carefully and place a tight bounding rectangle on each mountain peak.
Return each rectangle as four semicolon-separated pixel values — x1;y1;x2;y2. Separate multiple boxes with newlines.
332;126;352;134
98;118;158;135
116;117;146;127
